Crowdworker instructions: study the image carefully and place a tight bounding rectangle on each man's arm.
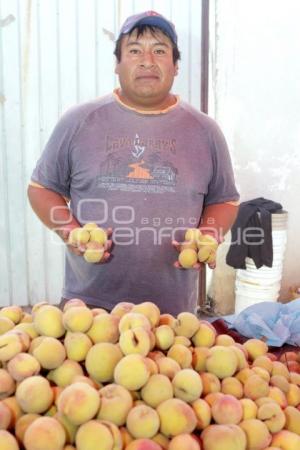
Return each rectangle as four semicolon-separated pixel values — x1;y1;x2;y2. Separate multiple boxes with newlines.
199;201;239;243
27;185;84;256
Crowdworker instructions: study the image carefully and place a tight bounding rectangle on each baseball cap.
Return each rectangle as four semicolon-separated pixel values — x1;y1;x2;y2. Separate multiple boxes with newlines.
118;10;178;44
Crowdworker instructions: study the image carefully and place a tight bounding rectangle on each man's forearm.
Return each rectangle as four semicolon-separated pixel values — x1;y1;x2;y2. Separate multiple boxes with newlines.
199;202;239;242
27;185;79;235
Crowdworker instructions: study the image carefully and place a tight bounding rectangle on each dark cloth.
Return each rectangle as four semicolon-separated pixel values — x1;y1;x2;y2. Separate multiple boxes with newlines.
226;197;282;269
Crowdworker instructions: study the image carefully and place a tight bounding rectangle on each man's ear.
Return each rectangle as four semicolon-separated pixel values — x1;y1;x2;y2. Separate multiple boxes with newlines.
174;63;179;76
115;63;119;75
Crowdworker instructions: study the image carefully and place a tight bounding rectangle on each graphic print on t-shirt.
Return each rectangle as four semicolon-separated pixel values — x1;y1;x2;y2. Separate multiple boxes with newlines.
97;133;178;194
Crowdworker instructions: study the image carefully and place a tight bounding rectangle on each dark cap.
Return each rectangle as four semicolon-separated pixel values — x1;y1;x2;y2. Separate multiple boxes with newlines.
118;10;178;44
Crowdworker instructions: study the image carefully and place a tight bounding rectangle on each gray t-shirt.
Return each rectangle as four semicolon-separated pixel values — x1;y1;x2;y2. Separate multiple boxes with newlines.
31;93;239;315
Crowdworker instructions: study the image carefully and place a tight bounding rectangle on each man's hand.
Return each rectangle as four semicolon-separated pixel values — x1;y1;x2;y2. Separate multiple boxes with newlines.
56;226;113;263
173;233;219;270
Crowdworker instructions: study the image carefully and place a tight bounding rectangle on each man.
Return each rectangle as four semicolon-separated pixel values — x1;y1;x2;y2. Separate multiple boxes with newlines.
28;11;239;315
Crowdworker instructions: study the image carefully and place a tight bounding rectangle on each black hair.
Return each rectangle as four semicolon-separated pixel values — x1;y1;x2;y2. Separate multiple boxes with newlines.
114;24;181;64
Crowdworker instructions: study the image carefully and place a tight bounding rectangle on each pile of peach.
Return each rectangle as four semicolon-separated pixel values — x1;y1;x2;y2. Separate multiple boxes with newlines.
0;300;300;450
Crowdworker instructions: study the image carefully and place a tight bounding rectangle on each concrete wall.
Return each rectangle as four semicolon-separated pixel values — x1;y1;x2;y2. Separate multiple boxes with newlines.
209;0;300;313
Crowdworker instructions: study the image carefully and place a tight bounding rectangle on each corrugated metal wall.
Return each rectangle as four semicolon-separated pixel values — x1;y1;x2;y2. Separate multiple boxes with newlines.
0;0;203;306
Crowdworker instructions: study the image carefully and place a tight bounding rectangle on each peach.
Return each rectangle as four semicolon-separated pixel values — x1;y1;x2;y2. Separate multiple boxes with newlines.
0;306;23;324
243;339;268;360
284;405;300;435
1;397;22;427
33;305;65;338
257;402;286;433
126;404;160;438
157;398;197;437
86;342;123;383
98;383;133;426
125;439;162;450
240;419;272;449
168;433;201;450
236;368;255;385
89;227;108;245
201;372;221;395
221;377;244;398
0;400;12;430
192;321;216;348
253;355;273;373
270;375;290;393
156;356;181;379
0;332;23;362
83;240;104;262
154;325;175;350
16;375;53;414
23;416;66;450
141;374;173;407
32;337;66;370
192;346;210;372
271;430;300;449
75;419;121;450
68;227;90;245
0;317;14;335
211;394;243;425
201;424;247;450
173;336;191;347
119;312;152;334
0;369;16;399
286;383;300;407
110;302;134;318
240;398;258;420
172;368;203;403
14;322;38;339
54;412;78;445
15;413;40;444
230;346;249;371
152;432;170;449
268;386;288;408
271;361;290;379
252;366;271;383
215;334;235;346
173;312;200;338
47;359;83;387
62;306;93;333
7;352;40;381
144;357;159;375
64;331;92;361
114;354;150;391
178;248;198;268
87;313;120;344
120;426;133;447
244;374;270;400
159;313;177;328
192;398;212;429
119;327;151;356
20;312;33;323
205;346;238;379
289;372;300;386
0;430;19;450
62;299;86;311
131;302;161;327
167;344;192;368
57;382;100;425
204;392;224;407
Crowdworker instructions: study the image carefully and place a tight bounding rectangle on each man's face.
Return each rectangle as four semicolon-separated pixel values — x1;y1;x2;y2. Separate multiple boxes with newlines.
115;29;178;109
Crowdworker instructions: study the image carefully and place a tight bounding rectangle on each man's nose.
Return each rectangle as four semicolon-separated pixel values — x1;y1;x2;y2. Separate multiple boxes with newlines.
140;51;155;67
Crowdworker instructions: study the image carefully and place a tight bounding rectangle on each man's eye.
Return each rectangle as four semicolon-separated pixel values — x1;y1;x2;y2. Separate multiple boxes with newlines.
129;49;140;54
155;49;166;54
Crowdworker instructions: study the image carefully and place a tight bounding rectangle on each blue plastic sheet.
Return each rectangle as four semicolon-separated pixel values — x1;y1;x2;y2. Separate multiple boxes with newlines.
224;299;300;347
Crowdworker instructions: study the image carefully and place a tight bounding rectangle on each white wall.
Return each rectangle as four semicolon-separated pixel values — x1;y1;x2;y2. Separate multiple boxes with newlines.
0;0;203;306
210;0;300;311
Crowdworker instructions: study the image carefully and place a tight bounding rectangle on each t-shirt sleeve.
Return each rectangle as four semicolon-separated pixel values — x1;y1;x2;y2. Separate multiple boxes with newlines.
31;108;80;198
204;121;240;206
